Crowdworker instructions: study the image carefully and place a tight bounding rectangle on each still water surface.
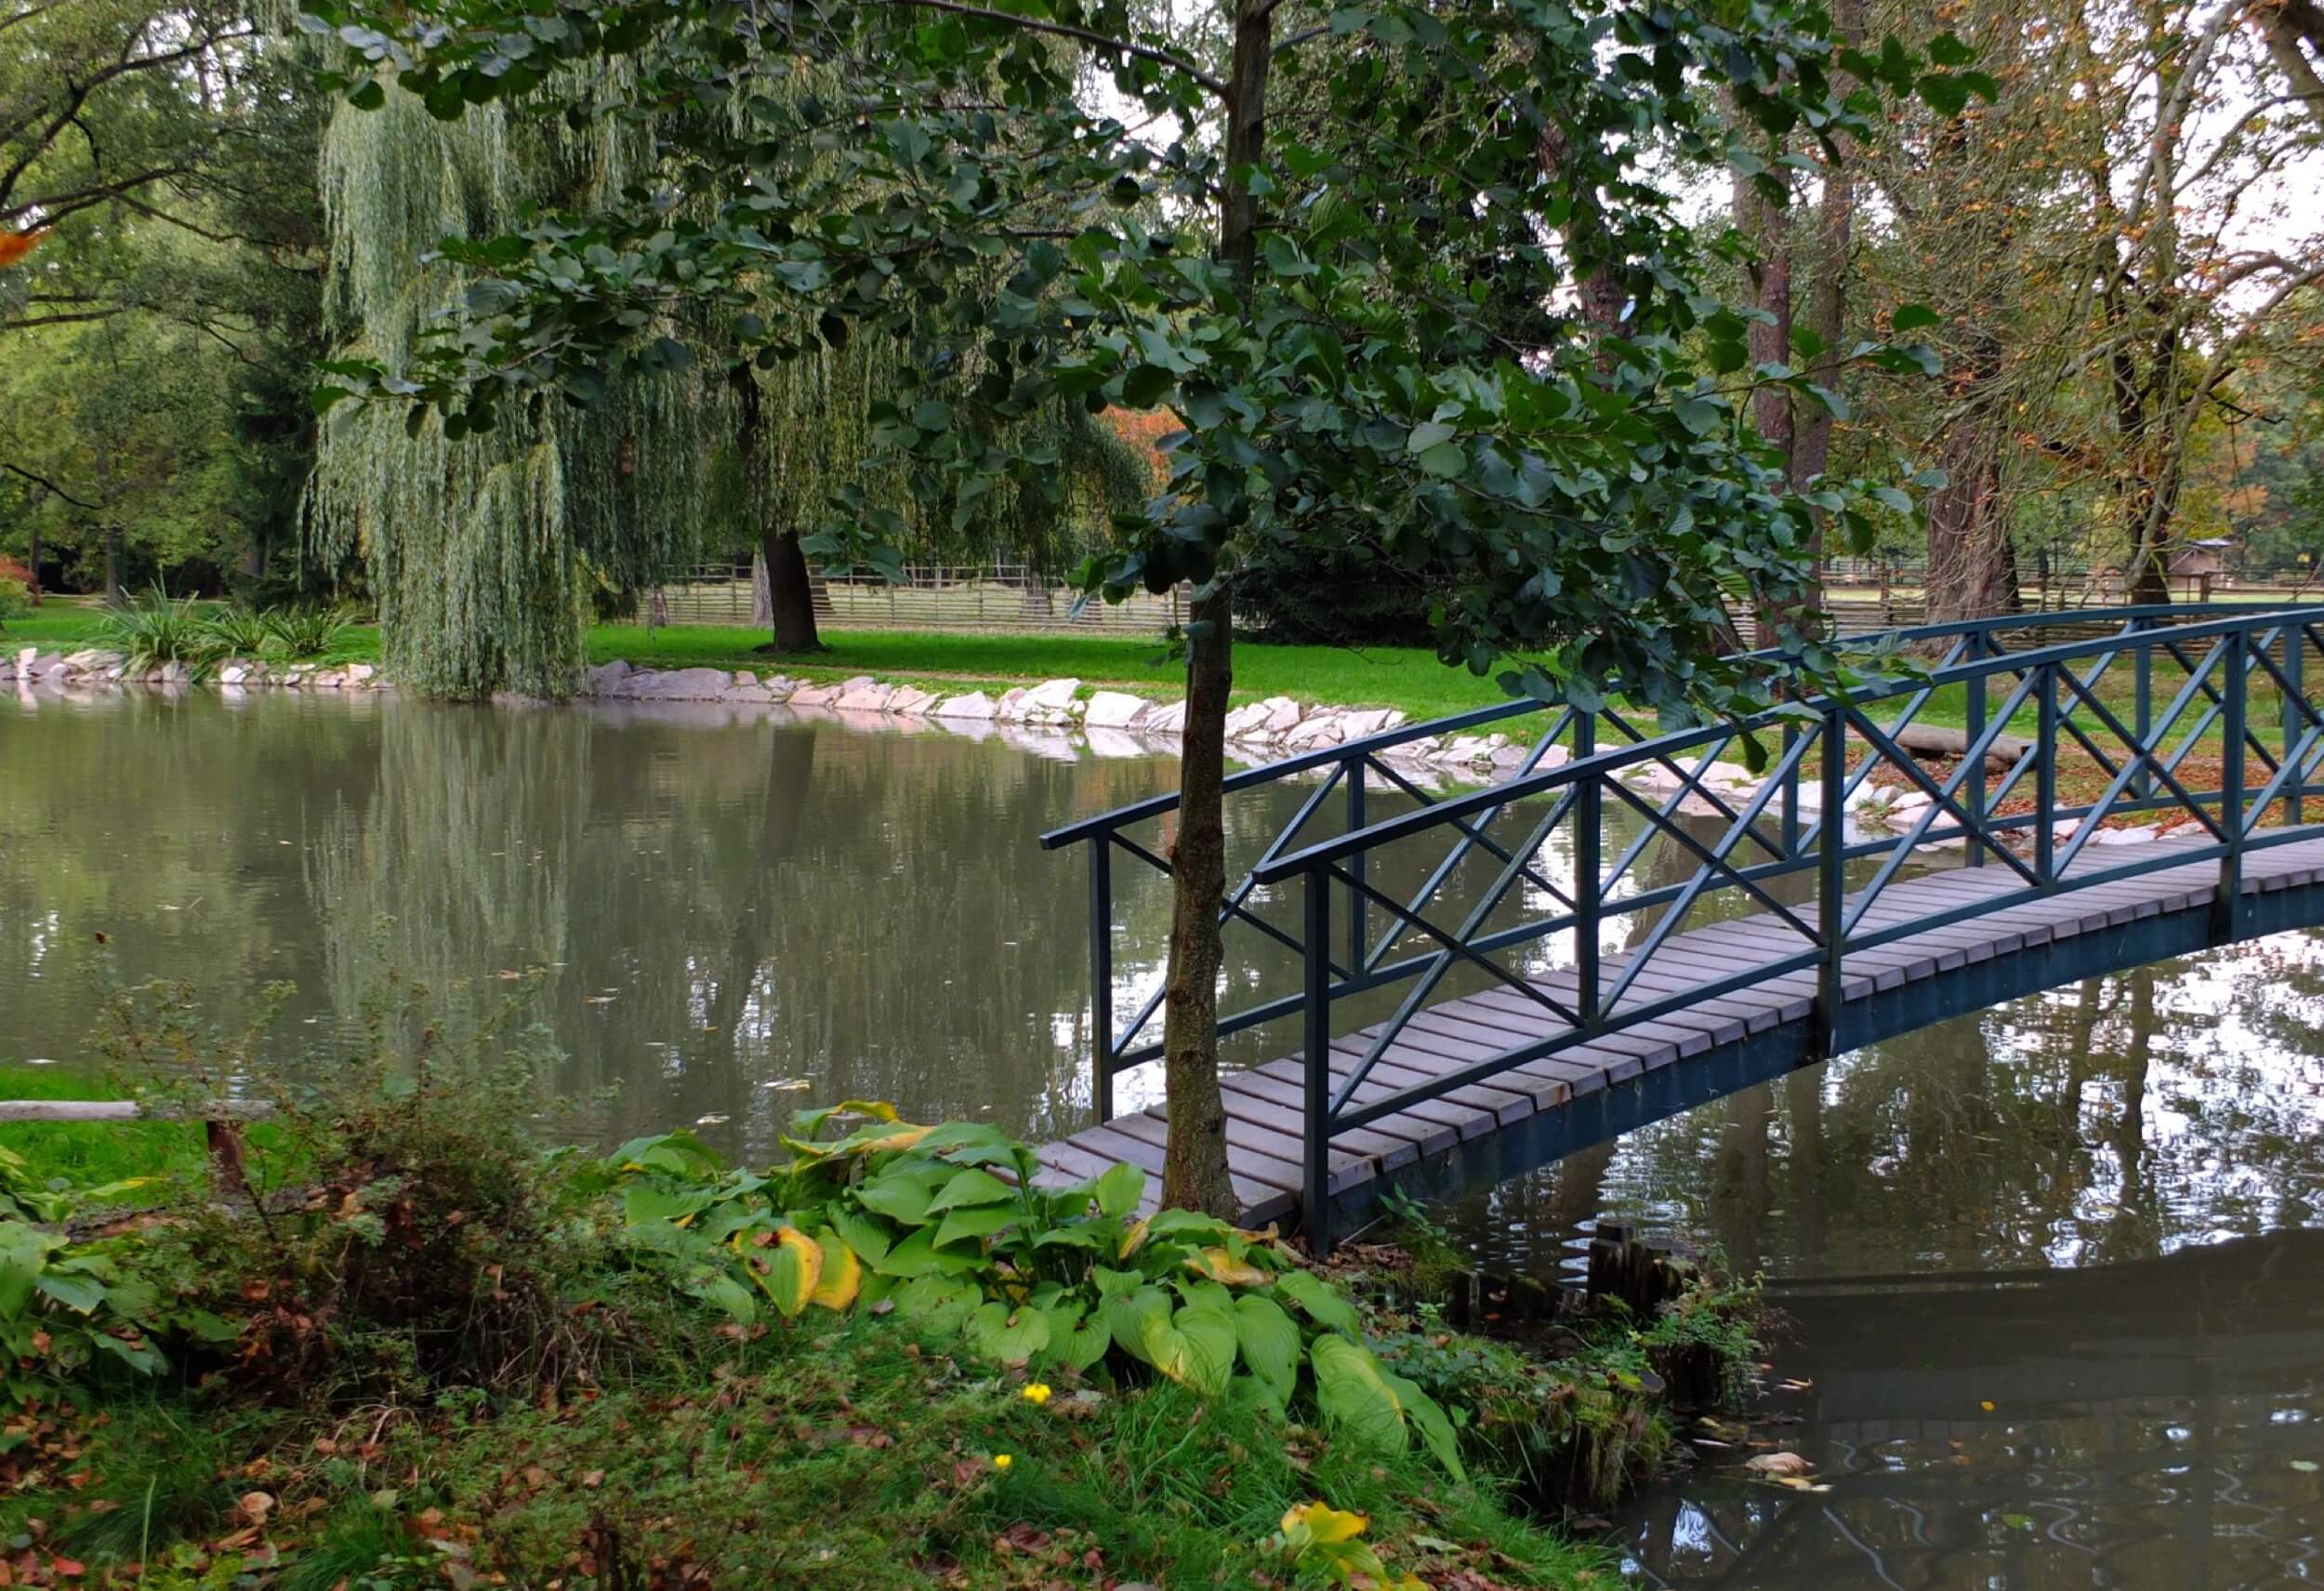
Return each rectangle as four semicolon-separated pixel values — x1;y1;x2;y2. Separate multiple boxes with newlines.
6;686;2323;1585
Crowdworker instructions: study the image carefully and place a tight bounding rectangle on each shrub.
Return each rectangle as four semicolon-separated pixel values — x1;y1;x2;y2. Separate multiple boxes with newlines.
194;606;272;658
0;975;636;1410
0;577;26;631
258;606;354;660
592;1103;1470;1481
96;587;222;672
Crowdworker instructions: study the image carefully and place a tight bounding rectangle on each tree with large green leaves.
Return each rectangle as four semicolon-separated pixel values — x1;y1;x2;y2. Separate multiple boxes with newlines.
306;0;1961;1215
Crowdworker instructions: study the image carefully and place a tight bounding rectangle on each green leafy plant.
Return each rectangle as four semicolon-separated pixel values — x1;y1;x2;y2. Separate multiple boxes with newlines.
0;577;26;632
196;606;273;657
597;1103;1468;1479
258;605;354;660
1267;1502;1422;1591
97;588;222;672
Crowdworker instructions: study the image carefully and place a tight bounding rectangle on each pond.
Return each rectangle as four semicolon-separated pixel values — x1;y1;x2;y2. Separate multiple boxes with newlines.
6;685;2322;1584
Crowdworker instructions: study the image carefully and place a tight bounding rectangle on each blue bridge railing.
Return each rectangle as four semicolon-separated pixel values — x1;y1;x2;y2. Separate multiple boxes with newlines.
1040;604;2324;1228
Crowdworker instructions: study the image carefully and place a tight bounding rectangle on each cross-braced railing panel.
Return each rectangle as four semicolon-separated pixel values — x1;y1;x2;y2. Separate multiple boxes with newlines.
1040;605;2324;1231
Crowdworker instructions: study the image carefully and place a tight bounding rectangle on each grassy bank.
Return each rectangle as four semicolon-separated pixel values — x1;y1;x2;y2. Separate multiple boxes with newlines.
13;602;2304;756
0;988;1756;1591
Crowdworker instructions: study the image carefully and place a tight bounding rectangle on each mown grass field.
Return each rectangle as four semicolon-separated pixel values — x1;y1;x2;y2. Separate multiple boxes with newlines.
12;602;2314;756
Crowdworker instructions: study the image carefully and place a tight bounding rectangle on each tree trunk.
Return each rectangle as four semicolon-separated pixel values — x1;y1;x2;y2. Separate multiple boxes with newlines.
1922;326;2018;624
104;525;124;606
1161;588;1236;1216
23;524;39;603
736;366;825;653
1734;154;1793;644
1155;0;1274;1221
758;526;824;653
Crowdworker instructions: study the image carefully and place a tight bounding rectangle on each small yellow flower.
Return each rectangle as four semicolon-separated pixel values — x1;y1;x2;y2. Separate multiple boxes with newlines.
1021;1383;1052;1406
992;1453;1014;1471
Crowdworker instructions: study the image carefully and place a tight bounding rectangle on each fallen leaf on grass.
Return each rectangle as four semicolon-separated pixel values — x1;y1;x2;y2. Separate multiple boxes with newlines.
1745;1452;1813;1477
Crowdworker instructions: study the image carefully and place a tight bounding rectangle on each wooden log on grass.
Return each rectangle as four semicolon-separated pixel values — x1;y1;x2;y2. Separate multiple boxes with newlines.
1888;723;2032;773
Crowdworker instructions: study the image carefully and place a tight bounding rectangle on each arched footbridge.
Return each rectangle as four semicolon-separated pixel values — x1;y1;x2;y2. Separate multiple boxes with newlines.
1037;605;2324;1250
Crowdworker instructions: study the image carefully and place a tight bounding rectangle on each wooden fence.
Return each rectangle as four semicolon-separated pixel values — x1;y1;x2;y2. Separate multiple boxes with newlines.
649;563;1187;634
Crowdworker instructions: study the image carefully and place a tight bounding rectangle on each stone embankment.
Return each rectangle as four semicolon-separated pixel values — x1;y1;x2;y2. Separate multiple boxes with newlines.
4;646;385;692
1;649;2185;846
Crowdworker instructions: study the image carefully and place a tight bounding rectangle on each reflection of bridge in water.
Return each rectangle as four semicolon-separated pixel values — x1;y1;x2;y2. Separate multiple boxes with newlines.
1624;1228;2324;1589
1037;607;2324;1250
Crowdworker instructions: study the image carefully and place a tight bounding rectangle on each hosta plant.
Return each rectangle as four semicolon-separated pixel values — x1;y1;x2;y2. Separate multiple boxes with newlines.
596;1103;1466;1479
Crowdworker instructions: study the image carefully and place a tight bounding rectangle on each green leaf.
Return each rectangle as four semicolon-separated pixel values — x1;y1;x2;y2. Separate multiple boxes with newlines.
932;1204;1019;1248
1415;441;1467;477
1310;1334;1407;1454
1384;1369;1467;1482
1093;1161;1143;1218
828;1207;892;1267
1104;1285;1172;1364
1141;1303;1237;1396
1232;1294;1301;1411
855;1170;939;1226
1043;1301;1111;1372
1890;303;1941;334
965;1300;1051;1367
874;1225;981;1278
622;1184;714;1226
1274;1269;1361;1336
1406;420;1458;453
925;1168;1014;1213
33;1273;105;1314
1928;31;1976;65
1918;73;1972;116
892;1274;980;1333
0;1226;54;1320
1121;365;1176;407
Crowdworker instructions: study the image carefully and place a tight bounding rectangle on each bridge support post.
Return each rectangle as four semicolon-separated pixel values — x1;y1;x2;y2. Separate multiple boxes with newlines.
1087;840;1114;1124
2134;619;2154;804
1302;870;1334;1256
2286;625;2304;828
1576;717;1600;1022
2216;630;2247;942
1816;707;1845;1057
1965;632;1987;868
2036;663;2057;886
1345;756;1367;974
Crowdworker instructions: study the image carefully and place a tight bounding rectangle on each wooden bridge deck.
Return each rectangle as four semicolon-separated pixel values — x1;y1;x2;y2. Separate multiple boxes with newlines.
1037;830;2324;1230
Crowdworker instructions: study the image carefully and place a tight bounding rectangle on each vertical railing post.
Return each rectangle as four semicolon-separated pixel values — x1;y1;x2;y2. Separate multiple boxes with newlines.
2133;618;2154;803
1816;704;1846;1057
2285;624;2304;827
1964;631;1987;868
1781;720;1802;862
1574;715;1601;1025
2036;662;2057;885
1087;840;1115;1124
2218;630;2247;940
1302;869;1335;1255
1345;754;1367;975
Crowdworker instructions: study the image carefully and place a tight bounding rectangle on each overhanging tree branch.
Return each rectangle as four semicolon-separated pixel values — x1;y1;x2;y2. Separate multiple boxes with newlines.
861;0;1226;97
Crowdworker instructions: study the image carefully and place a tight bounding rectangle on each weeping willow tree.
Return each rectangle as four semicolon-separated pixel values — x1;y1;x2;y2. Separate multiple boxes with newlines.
309;86;712;697
731;325;1152;651
313;63;1146;674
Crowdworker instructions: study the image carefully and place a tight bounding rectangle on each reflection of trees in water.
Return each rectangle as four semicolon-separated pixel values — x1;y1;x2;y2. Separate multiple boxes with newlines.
0;695;386;1061
304;705;1202;1155
1442;925;2324;1281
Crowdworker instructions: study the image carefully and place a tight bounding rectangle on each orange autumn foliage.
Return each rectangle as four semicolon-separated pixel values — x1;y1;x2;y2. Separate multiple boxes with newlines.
0;230;49;268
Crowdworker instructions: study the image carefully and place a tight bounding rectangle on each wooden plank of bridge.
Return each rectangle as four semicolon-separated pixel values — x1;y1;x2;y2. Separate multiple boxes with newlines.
1037;830;2324;1229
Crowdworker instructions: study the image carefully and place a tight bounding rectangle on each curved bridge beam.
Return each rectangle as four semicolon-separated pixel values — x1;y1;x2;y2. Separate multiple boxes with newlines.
1036;605;2324;1249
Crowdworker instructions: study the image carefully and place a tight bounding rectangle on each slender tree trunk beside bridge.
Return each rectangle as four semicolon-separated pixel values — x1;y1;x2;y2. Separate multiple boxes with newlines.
1155;0;1274;1221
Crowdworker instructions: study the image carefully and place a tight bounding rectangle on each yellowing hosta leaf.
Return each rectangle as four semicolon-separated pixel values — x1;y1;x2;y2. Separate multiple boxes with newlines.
810;1228;860;1309
1281;1501;1369;1545
754;1226;823;1317
1140;1302;1236;1397
1117;1216;1150;1259
1184;1246;1269;1286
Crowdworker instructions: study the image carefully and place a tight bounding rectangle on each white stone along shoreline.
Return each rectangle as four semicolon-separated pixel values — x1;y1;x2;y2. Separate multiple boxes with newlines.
0;644;2193;851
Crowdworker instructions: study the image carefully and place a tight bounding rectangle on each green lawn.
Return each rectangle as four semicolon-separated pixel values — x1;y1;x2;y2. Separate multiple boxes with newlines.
9;603;2311;755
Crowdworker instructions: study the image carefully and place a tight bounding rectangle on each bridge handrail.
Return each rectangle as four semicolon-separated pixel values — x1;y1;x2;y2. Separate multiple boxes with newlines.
1252;604;2308;882
1037;603;2257;850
